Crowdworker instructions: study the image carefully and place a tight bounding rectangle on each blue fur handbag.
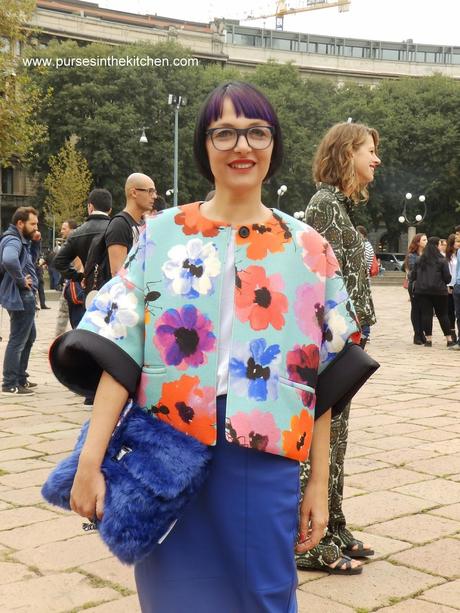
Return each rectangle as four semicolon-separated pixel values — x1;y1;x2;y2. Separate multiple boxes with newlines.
41;401;212;565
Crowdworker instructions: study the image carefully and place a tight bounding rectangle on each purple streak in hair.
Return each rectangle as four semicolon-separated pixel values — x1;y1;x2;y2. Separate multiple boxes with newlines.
203;82;276;128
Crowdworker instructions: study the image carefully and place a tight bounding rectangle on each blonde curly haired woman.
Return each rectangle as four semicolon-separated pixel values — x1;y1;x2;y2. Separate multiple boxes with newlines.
297;122;381;575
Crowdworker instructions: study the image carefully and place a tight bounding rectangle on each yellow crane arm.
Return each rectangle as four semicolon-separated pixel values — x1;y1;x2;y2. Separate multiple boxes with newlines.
245;0;351;21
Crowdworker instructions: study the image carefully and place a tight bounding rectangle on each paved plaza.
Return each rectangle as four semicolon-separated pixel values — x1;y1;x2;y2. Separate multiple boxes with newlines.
0;285;459;612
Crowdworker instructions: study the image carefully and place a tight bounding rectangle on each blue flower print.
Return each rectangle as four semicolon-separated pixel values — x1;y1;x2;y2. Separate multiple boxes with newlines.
229;338;281;401
86;279;139;341
162;238;221;299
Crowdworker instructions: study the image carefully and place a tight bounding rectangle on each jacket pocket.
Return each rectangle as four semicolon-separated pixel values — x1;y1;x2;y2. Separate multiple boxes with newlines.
278;375;315;395
277;376;316;461
141;366;167;375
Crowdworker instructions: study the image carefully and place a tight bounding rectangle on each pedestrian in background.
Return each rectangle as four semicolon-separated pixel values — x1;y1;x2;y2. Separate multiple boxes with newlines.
300;121;380;575
1;207;40;395
404;233;427;345
32;231;50;309
451;228;460;350
445;233;459;343
105;173;156;277
54;219;79;337
54;189;113;331
411;236;453;347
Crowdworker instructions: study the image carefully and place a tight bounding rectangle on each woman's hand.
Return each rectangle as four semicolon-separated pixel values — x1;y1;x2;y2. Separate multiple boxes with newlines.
70;464;106;521
68;371;129;521
295;408;331;554
295;478;328;553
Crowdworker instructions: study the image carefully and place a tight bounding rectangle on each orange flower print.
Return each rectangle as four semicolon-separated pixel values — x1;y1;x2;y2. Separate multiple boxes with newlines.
282;409;314;462
235;265;288;331
236;218;291;260
150;374;216;445
174;202;222;237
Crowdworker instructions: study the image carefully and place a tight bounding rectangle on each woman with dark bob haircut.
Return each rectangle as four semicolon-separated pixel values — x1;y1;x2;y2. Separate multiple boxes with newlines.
50;82;370;611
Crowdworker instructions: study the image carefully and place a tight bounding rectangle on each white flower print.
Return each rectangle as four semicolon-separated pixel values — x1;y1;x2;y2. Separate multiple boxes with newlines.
162;238;221;298
86;280;139;340
321;307;348;359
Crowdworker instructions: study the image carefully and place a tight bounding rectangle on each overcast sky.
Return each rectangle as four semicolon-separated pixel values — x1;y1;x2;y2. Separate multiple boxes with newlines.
98;0;459;46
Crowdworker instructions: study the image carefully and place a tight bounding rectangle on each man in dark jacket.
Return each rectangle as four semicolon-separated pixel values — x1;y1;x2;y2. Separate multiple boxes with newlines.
54;188;112;279
53;189;112;407
0;207;39;395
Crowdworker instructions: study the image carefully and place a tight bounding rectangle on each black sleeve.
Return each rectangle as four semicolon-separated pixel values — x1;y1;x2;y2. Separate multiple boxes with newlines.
314;344;380;419
105;216;132;249
53;238;80;280
441;260;452;285
49;329;141;398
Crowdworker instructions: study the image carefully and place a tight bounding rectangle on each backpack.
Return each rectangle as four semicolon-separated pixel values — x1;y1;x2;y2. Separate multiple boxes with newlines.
64;279;85;305
0;230;24;285
83;213;133;297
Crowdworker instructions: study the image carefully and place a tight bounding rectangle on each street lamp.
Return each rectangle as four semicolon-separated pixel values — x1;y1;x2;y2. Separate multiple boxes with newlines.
294;210;306;222
168;94;187;207
398;192;427;247
277;184;287;208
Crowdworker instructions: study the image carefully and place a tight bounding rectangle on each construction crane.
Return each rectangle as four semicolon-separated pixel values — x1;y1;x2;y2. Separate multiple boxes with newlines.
244;0;351;32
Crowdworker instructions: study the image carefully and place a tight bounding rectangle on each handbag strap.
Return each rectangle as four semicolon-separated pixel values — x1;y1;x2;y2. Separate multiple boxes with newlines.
113;399;134;435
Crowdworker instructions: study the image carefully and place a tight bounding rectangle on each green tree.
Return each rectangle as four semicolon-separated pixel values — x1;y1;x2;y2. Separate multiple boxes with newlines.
44;135;92;227
0;0;47;165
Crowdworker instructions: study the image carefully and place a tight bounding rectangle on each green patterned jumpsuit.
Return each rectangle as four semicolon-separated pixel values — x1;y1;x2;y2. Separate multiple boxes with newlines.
296;183;376;569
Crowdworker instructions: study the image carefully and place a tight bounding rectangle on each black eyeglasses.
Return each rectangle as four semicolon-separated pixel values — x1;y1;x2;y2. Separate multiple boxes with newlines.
135;187;157;195
206;126;274;151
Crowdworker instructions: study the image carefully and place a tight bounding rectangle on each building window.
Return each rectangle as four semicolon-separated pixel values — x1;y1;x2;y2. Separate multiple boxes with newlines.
233;34;256;46
271;37;292;51
381;48;399;61
1;167;14;194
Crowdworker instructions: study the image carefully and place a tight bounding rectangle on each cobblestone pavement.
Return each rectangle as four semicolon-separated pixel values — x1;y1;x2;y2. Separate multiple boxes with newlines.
0;286;459;612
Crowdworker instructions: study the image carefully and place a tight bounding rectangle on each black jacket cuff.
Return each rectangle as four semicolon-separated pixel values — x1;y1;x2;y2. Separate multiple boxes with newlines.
49;329;141;398
315;343;380;419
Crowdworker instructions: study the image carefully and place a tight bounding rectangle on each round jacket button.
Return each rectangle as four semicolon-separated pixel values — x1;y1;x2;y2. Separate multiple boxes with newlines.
238;226;250;239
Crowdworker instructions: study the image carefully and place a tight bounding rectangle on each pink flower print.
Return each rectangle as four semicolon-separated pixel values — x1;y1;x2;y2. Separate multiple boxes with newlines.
294;282;324;343
226;409;281;454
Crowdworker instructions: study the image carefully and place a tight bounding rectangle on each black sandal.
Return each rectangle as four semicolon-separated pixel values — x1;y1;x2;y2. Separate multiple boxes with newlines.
342;539;374;559
298;555;363;576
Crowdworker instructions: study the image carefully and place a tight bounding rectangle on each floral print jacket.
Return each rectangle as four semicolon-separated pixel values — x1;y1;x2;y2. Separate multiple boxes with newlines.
50;202;359;462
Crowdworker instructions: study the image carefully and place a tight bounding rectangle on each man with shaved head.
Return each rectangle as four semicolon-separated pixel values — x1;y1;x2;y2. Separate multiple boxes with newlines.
106;173;156;276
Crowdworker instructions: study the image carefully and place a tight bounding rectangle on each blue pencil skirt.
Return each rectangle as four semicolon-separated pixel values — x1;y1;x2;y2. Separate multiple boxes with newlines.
135;395;300;613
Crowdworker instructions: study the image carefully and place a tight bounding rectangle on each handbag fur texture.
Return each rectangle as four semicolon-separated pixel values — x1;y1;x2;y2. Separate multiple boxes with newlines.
42;402;212;564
